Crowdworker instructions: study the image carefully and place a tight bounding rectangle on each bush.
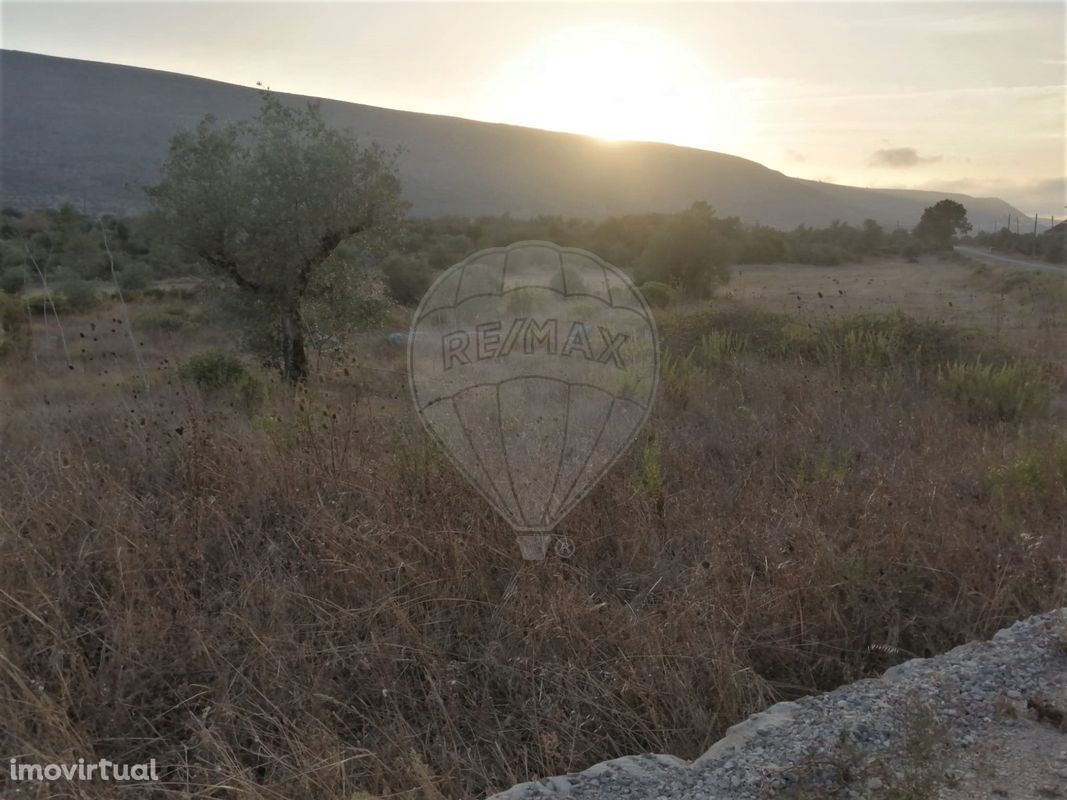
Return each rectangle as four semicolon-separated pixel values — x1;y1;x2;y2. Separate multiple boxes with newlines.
0;266;25;295
814;313;965;370
939;361;1054;422
0;291;28;358
179;351;259;395
902;242;922;262
787;242;850;266
691;330;746;364
179;352;264;409
134;303;193;332
988;441;1067;516
116;261;153;292
638;281;674;309
54;279;100;313
142;284;203;302
381;252;432;306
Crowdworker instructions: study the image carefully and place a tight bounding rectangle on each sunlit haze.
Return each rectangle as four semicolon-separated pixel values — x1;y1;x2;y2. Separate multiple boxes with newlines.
2;1;1064;213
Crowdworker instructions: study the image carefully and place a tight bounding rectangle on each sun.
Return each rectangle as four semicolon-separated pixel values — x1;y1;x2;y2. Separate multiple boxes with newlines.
482;24;747;153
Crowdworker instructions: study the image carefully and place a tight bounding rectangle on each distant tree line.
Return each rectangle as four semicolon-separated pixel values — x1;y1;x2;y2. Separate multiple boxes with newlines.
1;196;970;313
381;200;962;305
967;224;1065;265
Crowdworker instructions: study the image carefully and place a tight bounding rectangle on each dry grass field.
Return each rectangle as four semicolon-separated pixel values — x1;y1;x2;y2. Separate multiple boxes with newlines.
1;256;1064;799
726;257;1066;362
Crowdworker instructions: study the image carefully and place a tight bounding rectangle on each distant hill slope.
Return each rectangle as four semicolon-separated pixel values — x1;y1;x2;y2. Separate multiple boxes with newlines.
0;50;1026;228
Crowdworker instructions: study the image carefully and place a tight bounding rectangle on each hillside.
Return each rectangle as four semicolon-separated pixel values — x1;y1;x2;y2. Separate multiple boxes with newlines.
0;50;1026;228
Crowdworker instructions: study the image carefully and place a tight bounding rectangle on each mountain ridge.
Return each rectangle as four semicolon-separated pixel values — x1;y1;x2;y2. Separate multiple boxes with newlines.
0;49;1027;228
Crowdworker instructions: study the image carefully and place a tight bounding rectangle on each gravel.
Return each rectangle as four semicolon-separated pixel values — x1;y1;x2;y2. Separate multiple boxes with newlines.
488;608;1067;800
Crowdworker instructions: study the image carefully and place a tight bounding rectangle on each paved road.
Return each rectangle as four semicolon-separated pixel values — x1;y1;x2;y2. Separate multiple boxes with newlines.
955;245;1067;276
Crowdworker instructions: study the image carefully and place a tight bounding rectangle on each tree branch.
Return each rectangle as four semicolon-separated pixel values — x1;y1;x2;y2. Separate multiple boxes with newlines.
205;253;261;292
296;221;369;294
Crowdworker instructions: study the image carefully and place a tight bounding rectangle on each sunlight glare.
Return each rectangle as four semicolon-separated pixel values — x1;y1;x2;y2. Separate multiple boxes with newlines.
482;24;748;154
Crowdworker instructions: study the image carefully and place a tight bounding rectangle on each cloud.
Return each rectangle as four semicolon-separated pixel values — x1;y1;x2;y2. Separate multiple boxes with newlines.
870;147;942;168
784;148;806;163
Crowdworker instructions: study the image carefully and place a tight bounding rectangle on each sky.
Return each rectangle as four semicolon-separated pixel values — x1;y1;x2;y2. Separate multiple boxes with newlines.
2;1;1064;215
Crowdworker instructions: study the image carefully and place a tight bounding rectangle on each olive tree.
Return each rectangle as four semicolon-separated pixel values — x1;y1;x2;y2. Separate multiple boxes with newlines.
147;93;407;383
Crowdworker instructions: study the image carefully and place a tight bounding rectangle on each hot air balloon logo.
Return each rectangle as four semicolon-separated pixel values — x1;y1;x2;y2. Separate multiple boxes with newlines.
408;241;659;559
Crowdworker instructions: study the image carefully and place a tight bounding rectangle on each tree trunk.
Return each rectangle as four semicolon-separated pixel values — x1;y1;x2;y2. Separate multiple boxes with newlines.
281;306;308;384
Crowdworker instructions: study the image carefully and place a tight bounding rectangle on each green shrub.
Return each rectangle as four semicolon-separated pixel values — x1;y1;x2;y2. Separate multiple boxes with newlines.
0;292;28;358
179;351;249;389
116;261;153;292
813;313;970;370
658;304;788;356
938;361;1054;422
0;266;25;295
381;253;432;306
691;330;746;364
179;351;263;406
787;242;850;266
142;285;203;302
639;281;674;309
987;440;1067;518
54;279;100;313
134;303;192;332
659;350;704;407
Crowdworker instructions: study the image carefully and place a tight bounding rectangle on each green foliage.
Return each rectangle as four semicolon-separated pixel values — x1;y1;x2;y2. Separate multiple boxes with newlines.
147;91;407;383
988;441;1067;516
659;350;704;407
0;266;25;295
662;305;1001;383
691;330;747;365
0;291;28;358
637;202;737;298
860;218;884;253
738;225;787;264
381;252;433;306
638;280;674;309
423;233;474;270
116;261;153;292
814;313;961;370
179;351;263;406
1043;228;1065;264
914;199;971;249
788;242;850;266
938;361;1053;422
973;224;1065;264
302;251;394;357
54;279;100;313
134;302;194;332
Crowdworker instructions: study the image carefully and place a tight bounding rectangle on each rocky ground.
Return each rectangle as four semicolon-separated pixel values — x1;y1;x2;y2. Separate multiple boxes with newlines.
489;609;1067;800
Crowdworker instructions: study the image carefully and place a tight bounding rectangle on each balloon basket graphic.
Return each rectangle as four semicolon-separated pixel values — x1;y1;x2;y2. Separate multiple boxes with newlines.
515;532;553;561
407;241;659;560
